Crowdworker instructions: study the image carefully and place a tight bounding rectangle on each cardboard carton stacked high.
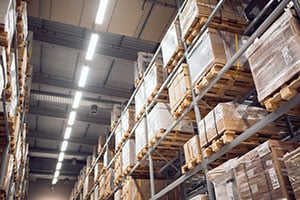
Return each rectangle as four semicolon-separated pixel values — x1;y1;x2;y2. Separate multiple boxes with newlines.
135;116;148;160
208;140;298;199
110;104;121;131
283;147;300;199
122;139;136;175
198;102;279;161
179;0;247;45
246;9;300;112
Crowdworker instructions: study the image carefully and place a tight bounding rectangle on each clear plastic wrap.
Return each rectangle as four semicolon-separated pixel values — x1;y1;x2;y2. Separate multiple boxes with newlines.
1;154;13;191
114;123;122;150
121;107;135;133
94;161;103;182
105;168;114;193
207;158;239;200
135;116;148;157
135;85;146;117
0;0;15;53
234;140;297;199
122;139;136;172
179;0;246;41
188;29;248;86
114;189;122;200
83;175;93;197
103;150;113;167
161;21;183;67
246;9;300;102
144;62;167;100
147;103;173;143
198;102;277;147
283;147;300;199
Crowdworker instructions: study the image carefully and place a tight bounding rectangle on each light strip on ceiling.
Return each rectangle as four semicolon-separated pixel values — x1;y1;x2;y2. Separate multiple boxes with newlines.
61;141;68;152
95;0;109;24
58;152;65;162
54;170;60;178
64;127;72;140
85;33;99;60
72;91;82;109
56;162;62;170
78;66;90;87
52;177;58;185
67;111;76;126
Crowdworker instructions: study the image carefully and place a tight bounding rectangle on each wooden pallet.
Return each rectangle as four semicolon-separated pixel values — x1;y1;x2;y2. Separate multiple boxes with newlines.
134;72;144;88
0;32;9;47
122;165;134;177
202;130;280;160
194;64;254;100
135;106;145;122
184;15;247;45
146;88;169;105
110;121;118;132
181;154;202;174
263;73;300;114
165;47;184;73
136;146;148;161
0;190;6;200
172;90;194;120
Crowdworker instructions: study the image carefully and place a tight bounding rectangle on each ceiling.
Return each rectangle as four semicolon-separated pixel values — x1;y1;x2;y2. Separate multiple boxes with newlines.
26;0;181;183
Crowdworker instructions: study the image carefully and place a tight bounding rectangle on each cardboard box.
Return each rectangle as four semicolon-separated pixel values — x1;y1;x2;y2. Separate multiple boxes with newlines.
161;21;184;69
135;84;146;119
121;107;135;133
183;135;202;165
83;175;94;197
135;116;148;158
235;140;297;199
187;28;248;86
198;102;278;148
111;104;122;128
246;9;300;103
284;147;300;199
179;0;246;44
122;139;136;172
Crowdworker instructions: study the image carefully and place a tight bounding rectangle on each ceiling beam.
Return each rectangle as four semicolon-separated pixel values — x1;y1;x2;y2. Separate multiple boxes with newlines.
27;130;97;146
29;148;89;161
29;105;111;125
29;172;78;181
32;76;132;100
28;16;158;61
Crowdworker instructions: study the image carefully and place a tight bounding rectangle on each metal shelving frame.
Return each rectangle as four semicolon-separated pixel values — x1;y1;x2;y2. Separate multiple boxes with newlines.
73;0;299;199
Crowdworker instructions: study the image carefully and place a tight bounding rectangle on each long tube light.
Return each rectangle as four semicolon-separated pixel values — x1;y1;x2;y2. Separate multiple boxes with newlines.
58;152;65;162
64;127;72;140
61;141;68;152
52;178;58;185
95;0;109;24
54;170;60;178
68;111;76;126
78;66;89;87
72;91;82;109
85;33;98;60
56;162;62;170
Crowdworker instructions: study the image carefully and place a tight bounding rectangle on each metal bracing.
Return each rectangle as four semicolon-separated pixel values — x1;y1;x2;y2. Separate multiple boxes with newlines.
32;76;132;100
27;130;97;146
29;105;111;125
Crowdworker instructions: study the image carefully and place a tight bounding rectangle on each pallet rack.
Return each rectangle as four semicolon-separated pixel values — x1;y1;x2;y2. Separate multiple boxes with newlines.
0;0;31;199
71;0;300;199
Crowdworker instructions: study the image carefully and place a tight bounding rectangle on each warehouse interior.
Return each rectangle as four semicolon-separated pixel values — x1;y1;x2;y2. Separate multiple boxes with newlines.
0;0;300;200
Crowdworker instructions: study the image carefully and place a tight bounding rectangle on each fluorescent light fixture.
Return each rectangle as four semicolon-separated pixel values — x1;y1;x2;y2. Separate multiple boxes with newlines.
67;111;76;126
95;0;109;24
54;170;60;178
58;152;65;162
52;178;58;185
61;141;68;152
56;162;62;170
72;91;82;109
64;127;72;140
78;66;89;87
85;33;98;60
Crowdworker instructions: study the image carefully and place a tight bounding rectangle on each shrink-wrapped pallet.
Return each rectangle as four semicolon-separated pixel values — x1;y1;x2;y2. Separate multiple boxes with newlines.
115;123;123;151
103;150;113;167
121;107;135;134
135;84;146;120
246;9;300;106
94;161;103;182
97;135;106;154
135;116;148;159
207;158;239;200
234;140;297;199
179;0;247;44
161;21;184;71
188;28;248;86
111;104;122;130
144;62;167;101
122;139;136;173
0;0;16;53
183;135;202;165
105;168;114;194
198;102;278;148
16;1;28;43
83;175;93;197
94;186;99;200
0;154;13;193
284;147;300;199
114;189;122;200
147;103;173;144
